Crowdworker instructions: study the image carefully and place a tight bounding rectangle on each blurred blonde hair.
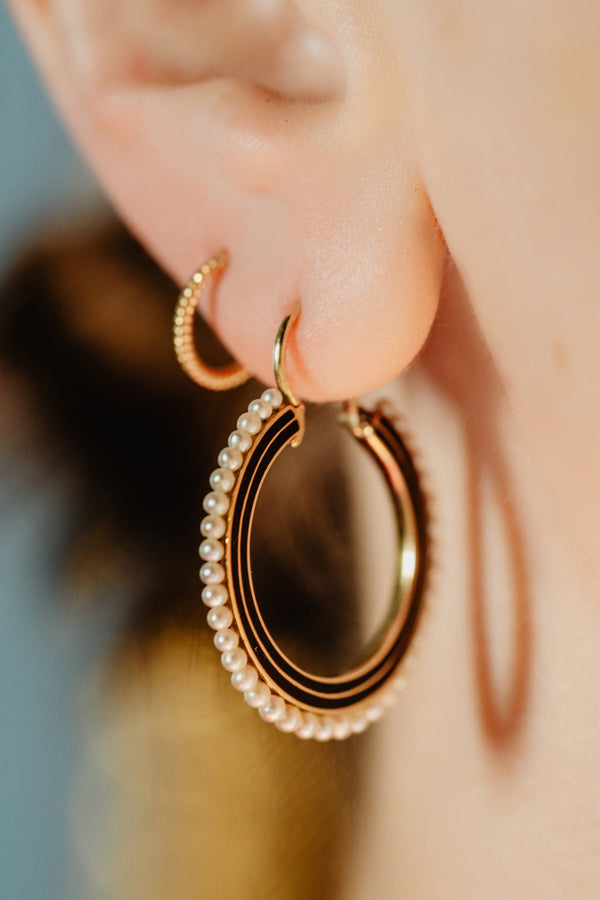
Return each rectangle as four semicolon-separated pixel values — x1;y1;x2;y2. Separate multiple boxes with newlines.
0;219;364;899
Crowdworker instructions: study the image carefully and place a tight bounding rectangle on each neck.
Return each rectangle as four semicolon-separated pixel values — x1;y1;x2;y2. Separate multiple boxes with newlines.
343;263;600;898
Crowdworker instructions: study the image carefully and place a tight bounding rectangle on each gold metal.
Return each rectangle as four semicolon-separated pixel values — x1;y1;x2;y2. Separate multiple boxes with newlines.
221;400;426;715
173;253;251;391
337;399;374;439
186;281;428;729
342;406;420;657
273;302;301;407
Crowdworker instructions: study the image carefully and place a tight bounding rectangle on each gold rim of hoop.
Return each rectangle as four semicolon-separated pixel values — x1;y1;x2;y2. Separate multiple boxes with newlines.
198;390;428;735
173;253;252;391
273;303;301;408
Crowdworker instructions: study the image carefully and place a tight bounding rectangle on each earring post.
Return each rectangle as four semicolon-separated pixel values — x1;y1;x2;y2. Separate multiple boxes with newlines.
273;302;301;408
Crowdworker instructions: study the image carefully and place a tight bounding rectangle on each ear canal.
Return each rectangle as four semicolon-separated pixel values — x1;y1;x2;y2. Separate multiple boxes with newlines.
51;0;345;101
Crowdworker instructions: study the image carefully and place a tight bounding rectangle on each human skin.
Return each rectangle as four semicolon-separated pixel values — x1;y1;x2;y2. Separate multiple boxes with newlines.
7;1;600;896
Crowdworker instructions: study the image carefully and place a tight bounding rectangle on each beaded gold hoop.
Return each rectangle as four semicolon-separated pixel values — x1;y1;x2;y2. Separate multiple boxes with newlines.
175;257;428;740
173;253;251;391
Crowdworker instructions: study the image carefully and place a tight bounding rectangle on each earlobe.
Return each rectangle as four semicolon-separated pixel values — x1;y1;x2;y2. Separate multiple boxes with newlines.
7;0;446;401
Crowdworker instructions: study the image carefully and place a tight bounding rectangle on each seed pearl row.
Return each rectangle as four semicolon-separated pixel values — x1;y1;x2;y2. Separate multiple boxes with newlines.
198;387;407;740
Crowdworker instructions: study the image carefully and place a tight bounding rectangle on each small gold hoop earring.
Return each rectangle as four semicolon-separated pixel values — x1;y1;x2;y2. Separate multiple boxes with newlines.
173;253;251;391
173;257;428;741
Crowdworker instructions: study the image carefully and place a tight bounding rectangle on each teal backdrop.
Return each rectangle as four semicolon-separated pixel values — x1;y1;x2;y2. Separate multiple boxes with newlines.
0;7;110;899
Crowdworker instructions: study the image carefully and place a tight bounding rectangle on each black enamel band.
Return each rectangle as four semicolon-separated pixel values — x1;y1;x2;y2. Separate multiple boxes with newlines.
225;404;427;713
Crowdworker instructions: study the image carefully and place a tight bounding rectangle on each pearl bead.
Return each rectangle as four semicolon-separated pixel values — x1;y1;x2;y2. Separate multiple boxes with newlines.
248;398;272;419
218;447;243;471
351;715;369;734
209;467;235;493
331;717;352;741
380;690;397;709
203;491;229;516
258;696;286;723
261;388;283;408
365;704;384;723
296;713;318;740
201;584;228;607
244;683;271;709
392;674;407;692
228;429;252;452
231;665;258;693
314;716;334;742
206;606;233;630
237;412;261;435
213;628;238;652
221;648;247;672
200;514;226;540
275;706;303;733
199;561;225;584
199;538;224;562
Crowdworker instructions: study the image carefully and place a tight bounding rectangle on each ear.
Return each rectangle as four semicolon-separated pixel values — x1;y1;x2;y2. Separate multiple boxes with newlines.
8;0;446;401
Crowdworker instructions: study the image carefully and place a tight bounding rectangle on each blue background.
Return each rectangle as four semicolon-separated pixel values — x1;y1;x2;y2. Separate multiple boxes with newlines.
0;7;109;898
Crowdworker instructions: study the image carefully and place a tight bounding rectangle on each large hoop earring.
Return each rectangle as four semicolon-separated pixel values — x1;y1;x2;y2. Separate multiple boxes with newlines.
174;257;428;741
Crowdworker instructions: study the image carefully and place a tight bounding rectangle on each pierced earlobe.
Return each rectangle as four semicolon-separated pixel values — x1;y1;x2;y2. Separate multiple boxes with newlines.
12;0;445;402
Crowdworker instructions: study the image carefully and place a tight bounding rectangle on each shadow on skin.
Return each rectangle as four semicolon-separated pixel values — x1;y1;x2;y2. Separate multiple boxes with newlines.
422;258;533;747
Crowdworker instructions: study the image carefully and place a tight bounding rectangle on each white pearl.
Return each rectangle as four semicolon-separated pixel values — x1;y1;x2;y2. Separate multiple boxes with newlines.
261;388;283;408
201;584;228;607
221;648;247;672
258;696;286;723
248;398;272;419
200;514;226;540
228;429;252;452
199;538;224;562
203;491;229;516
380;690;397;709
392;674;408;692
199;561;225;584
218;447;243;471
365;704;384;723
213;628;238;652
206;606;233;630
244;683;271;709
296;713;318;740
237;412;261;435
231;665;258;693
331;717;352;741
275;706;303;733
351;715;369;734
314;716;335;742
209;467;235;493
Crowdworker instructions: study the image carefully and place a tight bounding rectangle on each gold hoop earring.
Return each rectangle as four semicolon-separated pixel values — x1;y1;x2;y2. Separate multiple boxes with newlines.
173;253;251;390
174;257;428;741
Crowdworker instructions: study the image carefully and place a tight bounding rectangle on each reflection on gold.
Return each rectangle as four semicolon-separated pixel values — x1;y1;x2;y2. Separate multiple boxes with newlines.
401;545;417;583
